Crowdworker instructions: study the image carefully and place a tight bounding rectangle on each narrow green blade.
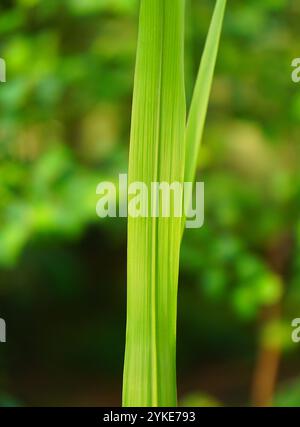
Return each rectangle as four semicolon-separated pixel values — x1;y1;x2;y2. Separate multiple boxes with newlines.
123;0;186;407
184;0;227;185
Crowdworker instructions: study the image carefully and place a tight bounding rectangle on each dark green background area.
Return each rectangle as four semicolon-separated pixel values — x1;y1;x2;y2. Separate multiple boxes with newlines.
0;0;300;406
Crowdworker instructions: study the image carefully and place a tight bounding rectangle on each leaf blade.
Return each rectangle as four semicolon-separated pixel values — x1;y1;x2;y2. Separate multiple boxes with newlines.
123;0;186;407
184;0;227;185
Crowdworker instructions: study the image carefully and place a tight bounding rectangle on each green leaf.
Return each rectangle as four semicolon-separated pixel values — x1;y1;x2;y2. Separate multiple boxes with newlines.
123;0;227;407
123;0;186;407
184;0;227;185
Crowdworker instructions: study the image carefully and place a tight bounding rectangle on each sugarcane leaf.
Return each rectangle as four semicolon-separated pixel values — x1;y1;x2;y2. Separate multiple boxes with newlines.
184;0;227;185
123;0;186;407
123;0;227;407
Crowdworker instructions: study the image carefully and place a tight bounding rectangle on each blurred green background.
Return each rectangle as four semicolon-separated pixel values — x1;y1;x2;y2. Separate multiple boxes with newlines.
0;0;300;407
